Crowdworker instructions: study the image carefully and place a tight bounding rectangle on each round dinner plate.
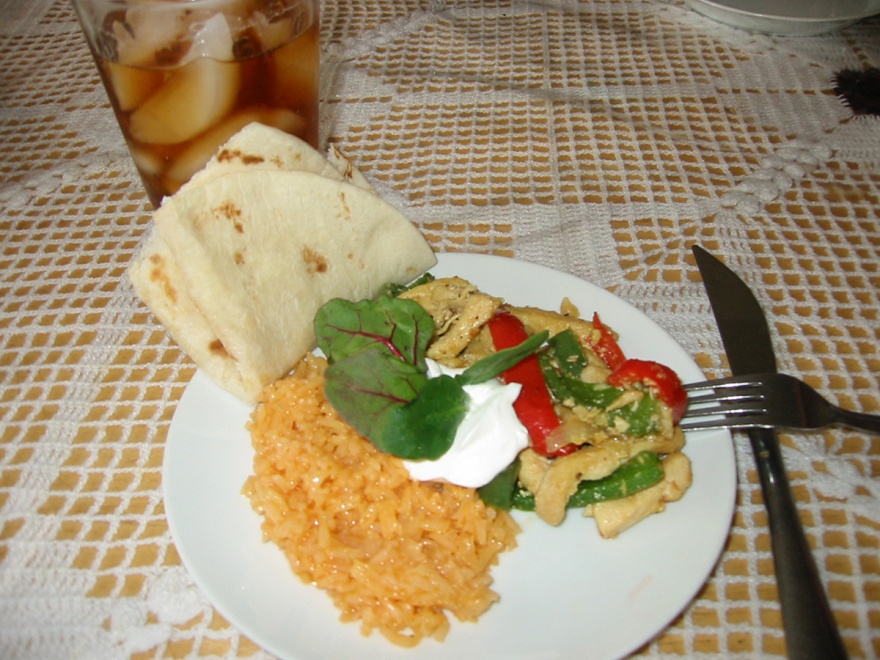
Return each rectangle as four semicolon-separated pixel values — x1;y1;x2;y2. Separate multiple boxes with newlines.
164;253;737;660
684;0;880;35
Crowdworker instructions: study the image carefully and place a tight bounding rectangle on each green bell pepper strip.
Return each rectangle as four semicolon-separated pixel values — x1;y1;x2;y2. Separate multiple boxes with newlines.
538;350;624;409
606;359;688;424
540;330;613;406
539;329;661;436
512;451;664;511
606;394;661;436
546;327;589;378
478;451;665;511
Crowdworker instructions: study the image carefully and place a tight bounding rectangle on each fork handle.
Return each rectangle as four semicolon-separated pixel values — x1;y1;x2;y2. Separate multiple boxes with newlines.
834;407;880;434
748;427;848;659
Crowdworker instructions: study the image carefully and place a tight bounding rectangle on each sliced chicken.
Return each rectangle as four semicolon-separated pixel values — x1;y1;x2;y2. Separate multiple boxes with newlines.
534;445;626;526
400;277;502;365
585;451;692;539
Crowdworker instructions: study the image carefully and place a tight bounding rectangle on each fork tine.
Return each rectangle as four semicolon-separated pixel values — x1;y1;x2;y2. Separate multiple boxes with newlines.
684;377;763;392
684;381;725;392
684;382;710;392
679;416;776;431
680;375;791;432
685;390;765;406
683;401;768;418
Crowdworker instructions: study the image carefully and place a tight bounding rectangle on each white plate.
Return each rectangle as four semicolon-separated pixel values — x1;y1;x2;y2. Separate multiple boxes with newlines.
685;0;880;35
164;253;736;660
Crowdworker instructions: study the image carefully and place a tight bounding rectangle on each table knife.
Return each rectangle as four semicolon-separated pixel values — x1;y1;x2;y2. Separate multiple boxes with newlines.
692;245;847;659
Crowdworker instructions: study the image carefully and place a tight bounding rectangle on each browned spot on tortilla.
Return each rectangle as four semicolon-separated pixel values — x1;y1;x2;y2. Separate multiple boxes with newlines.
332;148;356;181
338;191;352;220
271;156;284;168
303;246;329;274
234;251;245;266
147;254;177;304
216;201;244;233
209;338;230;358
217;148;265;165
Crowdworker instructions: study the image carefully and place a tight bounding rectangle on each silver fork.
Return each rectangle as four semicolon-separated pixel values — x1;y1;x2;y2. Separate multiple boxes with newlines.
681;372;880;434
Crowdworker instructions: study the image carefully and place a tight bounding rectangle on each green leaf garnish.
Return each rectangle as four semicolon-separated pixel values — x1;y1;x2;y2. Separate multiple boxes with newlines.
457;330;549;386
316;293;548;461
382;375;469;459
324;347;428;444
315;296;434;369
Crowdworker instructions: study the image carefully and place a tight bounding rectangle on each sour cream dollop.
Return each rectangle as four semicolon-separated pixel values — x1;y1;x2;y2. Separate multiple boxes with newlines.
402;359;529;488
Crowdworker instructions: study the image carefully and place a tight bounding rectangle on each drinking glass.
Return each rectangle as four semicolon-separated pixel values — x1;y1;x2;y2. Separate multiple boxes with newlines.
71;0;320;207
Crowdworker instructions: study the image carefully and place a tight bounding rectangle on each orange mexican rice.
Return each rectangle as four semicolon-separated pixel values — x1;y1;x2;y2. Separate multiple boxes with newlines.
243;354;520;647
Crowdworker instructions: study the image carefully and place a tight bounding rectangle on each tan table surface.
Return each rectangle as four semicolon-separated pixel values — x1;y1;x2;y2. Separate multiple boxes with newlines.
1;0;879;657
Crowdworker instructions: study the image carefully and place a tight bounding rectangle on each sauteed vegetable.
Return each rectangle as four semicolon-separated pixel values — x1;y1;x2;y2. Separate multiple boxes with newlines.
315;274;692;538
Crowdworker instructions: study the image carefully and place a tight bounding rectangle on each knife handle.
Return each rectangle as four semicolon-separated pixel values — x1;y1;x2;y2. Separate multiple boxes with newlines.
748;428;848;659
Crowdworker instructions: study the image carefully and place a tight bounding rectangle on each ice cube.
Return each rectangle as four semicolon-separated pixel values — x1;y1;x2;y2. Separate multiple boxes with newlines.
165;108;304;185
186;13;236;63
129;58;241;145
251;12;294;53
112;6;192;67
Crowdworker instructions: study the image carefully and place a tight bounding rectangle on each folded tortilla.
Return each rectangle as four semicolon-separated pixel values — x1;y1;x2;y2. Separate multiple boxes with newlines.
182;122;373;193
129;127;436;403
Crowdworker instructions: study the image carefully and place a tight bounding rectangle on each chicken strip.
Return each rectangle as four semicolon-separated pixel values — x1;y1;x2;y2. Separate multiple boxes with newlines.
400;277;502;365
508;305;607;368
585;451;692;539
533;444;626;526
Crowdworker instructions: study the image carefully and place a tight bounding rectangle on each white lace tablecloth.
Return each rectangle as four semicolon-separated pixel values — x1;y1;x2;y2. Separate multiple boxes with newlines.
1;0;878;657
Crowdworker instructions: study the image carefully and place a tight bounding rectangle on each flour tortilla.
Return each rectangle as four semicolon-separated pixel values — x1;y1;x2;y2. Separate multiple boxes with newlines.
183;122;373;193
130;230;251;397
130;169;436;403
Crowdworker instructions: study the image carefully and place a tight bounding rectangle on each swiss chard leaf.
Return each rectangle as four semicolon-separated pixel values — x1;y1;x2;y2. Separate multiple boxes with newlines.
381;375;470;459
318;291;547;461
457;330;550;386
324;347;428;444
477;457;521;510
315;296;435;369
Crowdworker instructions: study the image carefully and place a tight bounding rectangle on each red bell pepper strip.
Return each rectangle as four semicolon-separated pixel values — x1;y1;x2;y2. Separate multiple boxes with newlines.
606;359;687;424
488;310;577;457
590;312;626;370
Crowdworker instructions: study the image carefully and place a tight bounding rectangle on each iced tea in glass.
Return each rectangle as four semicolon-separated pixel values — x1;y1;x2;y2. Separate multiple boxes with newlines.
71;0;319;207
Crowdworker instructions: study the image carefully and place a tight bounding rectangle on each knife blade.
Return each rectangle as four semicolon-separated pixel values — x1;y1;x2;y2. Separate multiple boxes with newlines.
692;245;847;660
692;247;777;375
